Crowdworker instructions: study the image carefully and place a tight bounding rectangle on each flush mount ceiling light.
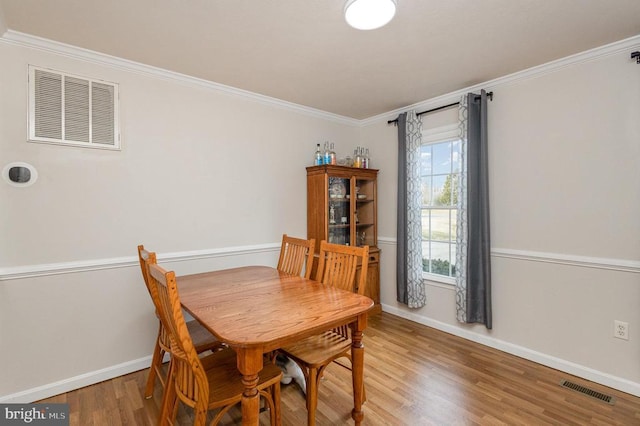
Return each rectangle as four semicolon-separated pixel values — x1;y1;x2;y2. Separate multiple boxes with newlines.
344;0;397;30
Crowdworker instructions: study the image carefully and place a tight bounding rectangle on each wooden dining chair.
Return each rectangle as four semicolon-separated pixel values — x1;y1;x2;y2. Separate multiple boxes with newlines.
276;234;316;279
137;245;223;399
279;241;369;426
146;262;283;426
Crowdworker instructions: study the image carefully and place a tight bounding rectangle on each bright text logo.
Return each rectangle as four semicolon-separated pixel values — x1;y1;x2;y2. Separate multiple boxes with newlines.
0;404;68;425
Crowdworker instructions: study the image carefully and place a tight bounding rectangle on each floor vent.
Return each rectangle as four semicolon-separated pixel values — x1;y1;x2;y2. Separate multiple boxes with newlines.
559;380;615;405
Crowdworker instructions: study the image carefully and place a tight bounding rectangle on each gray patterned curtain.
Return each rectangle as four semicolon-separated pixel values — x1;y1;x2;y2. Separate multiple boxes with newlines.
396;111;426;308
456;90;492;328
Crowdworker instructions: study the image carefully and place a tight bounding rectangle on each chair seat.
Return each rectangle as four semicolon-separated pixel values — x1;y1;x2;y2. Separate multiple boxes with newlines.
281;330;351;368
186;320;221;353
190;348;283;408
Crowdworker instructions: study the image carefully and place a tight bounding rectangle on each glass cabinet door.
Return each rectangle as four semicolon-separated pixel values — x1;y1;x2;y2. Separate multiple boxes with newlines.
354;177;375;247
328;176;351;245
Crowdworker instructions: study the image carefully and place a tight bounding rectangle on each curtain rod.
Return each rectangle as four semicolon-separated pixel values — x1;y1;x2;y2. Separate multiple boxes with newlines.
387;91;493;125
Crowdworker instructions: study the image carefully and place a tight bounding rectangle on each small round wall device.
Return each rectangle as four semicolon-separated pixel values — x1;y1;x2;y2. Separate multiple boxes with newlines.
3;162;38;187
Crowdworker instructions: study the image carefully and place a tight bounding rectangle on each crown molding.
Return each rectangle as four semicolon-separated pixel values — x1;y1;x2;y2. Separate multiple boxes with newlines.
0;30;360;127
363;33;640;126
1;30;638;128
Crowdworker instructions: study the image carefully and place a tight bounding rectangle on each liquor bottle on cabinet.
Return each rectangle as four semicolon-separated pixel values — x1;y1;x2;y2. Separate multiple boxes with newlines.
306;164;381;313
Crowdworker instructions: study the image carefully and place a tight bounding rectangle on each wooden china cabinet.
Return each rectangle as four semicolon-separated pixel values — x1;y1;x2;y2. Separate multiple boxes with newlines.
306;165;381;314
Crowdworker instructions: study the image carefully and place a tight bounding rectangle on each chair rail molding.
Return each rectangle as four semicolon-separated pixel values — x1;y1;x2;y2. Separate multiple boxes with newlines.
0;243;280;281
491;247;640;274
378;238;640;274
2;241;637;281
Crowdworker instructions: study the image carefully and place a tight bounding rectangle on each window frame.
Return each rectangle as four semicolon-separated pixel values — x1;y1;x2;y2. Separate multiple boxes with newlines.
420;124;460;285
27;65;121;151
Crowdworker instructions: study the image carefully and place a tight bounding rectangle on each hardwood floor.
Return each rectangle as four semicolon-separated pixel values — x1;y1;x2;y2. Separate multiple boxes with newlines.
38;312;640;425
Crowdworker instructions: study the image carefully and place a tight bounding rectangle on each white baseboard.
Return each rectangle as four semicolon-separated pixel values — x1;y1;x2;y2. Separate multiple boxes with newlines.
381;304;640;398
0;356;155;403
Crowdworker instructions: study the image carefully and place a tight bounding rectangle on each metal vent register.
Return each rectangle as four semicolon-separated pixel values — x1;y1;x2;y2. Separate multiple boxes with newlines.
560;380;615;405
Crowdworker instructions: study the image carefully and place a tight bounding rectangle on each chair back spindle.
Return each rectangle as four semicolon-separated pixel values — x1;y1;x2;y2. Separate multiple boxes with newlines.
277;234;315;279
315;241;369;295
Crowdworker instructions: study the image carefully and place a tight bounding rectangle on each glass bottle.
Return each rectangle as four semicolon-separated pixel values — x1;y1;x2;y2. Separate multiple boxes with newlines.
314;143;323;165
329;143;337;165
323;141;331;165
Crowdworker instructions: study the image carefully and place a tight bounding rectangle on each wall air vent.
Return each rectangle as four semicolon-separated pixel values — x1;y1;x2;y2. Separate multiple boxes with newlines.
28;65;120;150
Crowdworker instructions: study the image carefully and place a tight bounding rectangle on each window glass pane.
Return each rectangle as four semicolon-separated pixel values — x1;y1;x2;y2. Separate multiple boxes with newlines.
420;145;432;175
421;241;430;272
432;175;447;206
420;176;431;205
421;210;430;240
450;244;457;276
450;209;458;240
452;140;461;173
430;242;452;276
438;175;457;206
432;142;451;175
430;209;450;242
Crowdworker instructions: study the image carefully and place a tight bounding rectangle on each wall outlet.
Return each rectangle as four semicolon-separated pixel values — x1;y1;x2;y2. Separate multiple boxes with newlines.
614;320;629;340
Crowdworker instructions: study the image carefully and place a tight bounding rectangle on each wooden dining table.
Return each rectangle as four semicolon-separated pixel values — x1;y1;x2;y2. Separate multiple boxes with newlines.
177;265;374;425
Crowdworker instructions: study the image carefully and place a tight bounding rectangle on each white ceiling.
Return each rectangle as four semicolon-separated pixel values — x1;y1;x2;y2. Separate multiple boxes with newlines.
1;0;639;119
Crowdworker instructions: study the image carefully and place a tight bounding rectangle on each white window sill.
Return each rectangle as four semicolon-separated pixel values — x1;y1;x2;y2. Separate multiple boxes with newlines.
422;272;455;288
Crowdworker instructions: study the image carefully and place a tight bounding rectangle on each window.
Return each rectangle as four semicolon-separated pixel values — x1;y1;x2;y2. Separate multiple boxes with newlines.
28;65;120;150
420;125;460;282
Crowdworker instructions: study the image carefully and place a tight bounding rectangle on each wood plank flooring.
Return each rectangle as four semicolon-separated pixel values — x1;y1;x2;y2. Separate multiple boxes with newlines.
38;312;640;425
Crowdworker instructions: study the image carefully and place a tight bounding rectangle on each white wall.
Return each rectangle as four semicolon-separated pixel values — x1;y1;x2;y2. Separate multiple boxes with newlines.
0;6;6;37
2;33;639;402
361;40;640;396
0;39;359;400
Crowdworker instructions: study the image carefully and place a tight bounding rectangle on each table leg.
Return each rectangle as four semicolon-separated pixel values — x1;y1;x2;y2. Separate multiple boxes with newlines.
236;347;263;426
350;313;368;425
